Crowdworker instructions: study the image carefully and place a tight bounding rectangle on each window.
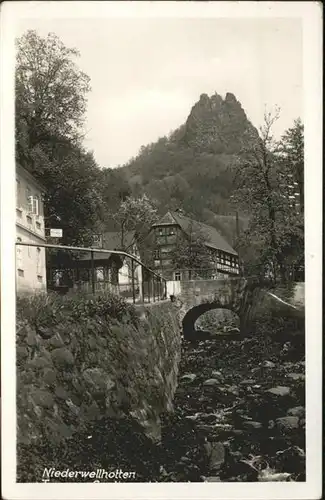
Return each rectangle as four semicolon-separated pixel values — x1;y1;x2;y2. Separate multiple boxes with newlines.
25;187;31;207
16;179;22;207
174;271;181;281
26;215;32;224
53;270;63;286
153;249;160;259
28;195;39;215
36;247;41;275
92;234;103;248
36;221;41;230
96;268;105;281
16;238;23;270
161;247;172;255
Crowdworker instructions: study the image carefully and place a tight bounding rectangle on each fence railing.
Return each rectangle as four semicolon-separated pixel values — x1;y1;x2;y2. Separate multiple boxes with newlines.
15;242;167;304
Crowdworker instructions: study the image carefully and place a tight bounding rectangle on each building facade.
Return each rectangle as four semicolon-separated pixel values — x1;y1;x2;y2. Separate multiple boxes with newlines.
148;211;239;281
94;231;143;298
16;166;47;293
61;231;143;298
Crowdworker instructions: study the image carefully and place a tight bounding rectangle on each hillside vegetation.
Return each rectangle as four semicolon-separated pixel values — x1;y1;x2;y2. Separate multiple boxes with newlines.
119;92;256;242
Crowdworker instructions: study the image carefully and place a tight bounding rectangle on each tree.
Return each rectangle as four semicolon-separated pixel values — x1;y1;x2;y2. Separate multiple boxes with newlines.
231;108;280;280
15;30;103;246
16;30;90;159
170;220;212;274
38;142;103;245
231;110;304;283
278;118;304;213
275;118;304;279
99;168;131;229
111;195;158;250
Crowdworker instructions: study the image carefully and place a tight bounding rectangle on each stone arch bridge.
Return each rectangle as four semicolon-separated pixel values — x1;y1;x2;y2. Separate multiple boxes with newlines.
173;278;304;340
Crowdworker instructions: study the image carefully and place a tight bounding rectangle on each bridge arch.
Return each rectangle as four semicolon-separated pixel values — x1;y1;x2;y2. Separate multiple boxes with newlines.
182;302;241;340
176;278;304;341
175;277;254;340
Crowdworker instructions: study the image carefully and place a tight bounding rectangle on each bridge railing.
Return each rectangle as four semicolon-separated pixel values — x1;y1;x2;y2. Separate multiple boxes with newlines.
162;267;283;286
15;242;167;304
164;267;240;281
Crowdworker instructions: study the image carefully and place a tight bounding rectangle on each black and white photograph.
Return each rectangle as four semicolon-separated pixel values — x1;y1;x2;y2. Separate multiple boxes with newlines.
0;1;322;499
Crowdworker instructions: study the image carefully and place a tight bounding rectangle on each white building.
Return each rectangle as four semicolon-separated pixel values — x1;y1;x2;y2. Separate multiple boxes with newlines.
16;166;47;293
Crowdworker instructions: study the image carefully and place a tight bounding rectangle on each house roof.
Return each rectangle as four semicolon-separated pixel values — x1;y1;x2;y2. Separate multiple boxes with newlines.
152;211;238;256
16;164;47;192
78;230;135;262
101;230;135;251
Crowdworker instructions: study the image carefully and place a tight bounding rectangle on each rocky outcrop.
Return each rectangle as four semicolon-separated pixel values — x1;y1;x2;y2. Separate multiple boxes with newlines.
183;92;259;154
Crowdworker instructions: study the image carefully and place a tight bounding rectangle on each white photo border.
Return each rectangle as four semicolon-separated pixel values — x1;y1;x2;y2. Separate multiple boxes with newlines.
1;2;322;499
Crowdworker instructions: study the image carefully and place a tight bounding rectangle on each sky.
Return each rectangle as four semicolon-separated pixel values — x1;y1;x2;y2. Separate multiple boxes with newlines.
17;16;302;168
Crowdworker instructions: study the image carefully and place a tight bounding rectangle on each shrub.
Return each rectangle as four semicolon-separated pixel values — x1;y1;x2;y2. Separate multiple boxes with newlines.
16;291;139;330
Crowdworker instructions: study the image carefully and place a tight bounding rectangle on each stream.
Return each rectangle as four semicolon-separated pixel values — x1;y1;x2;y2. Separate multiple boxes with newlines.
17;326;305;483
158;331;305;482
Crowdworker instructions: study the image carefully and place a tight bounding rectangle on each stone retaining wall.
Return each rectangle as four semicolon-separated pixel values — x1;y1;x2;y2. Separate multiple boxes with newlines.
16;294;181;448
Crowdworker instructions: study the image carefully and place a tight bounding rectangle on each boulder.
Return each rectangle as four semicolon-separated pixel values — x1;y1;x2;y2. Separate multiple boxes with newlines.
51;347;75;368
203;441;225;470
240;379;255;386
82;368;115;394
180;373;197;383
203;379;220;386
30;388;54;409
262;360;276;368
287;406;305;418
266;386;291;396
276;416;300;430
242;421;263;429
286;373;305;381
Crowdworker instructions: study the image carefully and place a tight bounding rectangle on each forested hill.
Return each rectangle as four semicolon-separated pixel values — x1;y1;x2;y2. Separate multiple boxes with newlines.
119;92;257;244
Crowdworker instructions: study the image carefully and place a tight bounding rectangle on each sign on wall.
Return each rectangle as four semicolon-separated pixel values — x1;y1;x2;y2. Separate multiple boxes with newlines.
50;228;63;238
